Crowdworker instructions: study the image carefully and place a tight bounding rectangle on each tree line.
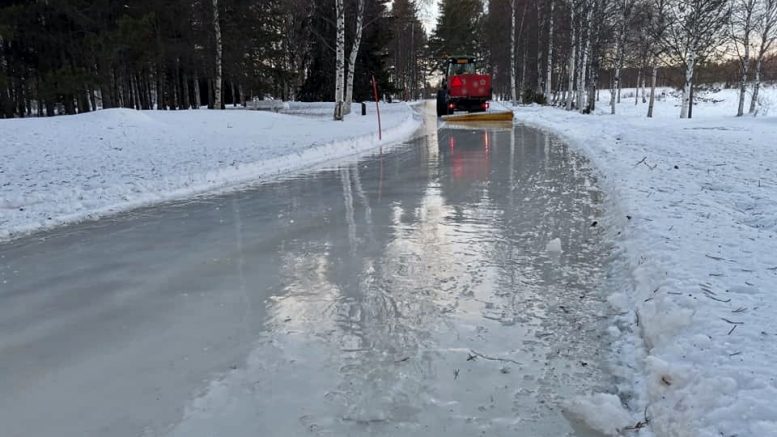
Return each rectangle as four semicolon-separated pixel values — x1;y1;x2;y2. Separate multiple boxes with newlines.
0;0;427;118
3;0;776;119
434;0;777;118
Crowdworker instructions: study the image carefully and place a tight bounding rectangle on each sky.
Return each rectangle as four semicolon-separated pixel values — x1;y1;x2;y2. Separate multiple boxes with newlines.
417;0;439;34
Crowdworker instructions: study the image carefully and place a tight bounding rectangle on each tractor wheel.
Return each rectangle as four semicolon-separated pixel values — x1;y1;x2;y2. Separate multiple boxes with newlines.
436;90;447;117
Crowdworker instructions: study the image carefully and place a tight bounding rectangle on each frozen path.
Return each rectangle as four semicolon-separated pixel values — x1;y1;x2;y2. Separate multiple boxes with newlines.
0;108;619;436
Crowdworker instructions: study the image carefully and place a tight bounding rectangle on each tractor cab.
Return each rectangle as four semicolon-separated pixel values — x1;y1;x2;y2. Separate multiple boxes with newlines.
446;57;478;77
437;56;492;116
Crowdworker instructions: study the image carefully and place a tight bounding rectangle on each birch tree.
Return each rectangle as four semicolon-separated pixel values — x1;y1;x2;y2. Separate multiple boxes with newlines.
545;0;555;102
212;0;223;109
566;1;578;110
730;0;758;116
611;0;636;114
344;0;365;115
577;5;592;112
585;0;610;113
511;0;518;104
661;0;730;118
647;0;669;117
750;0;777;113
334;0;345;120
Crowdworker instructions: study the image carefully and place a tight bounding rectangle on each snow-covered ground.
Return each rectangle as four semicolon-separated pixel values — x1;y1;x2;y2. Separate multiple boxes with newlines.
0;102;420;241
503;87;777;436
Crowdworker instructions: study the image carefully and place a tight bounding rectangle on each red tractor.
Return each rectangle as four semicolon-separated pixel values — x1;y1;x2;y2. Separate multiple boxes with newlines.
436;56;492;117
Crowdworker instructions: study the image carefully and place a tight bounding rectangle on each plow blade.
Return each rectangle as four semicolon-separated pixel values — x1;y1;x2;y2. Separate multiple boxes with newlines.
441;111;514;123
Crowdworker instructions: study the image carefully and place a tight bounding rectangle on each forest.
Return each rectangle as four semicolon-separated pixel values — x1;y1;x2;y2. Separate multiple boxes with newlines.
1;0;776;118
0;0;426;117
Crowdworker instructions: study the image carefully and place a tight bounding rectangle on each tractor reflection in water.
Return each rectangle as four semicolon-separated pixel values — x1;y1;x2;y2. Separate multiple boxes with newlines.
437;128;495;209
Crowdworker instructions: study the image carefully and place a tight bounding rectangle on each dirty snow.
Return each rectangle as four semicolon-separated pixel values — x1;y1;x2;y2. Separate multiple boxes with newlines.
505;87;777;436
0;103;420;241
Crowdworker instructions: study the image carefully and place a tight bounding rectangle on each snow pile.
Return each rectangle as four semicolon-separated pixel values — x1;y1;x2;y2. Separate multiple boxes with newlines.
507;87;777;436
0;102;420;240
545;237;563;253
563;393;635;436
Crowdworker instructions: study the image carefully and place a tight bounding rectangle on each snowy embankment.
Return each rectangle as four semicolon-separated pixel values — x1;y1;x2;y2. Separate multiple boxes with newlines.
506;89;777;436
0;102;420;241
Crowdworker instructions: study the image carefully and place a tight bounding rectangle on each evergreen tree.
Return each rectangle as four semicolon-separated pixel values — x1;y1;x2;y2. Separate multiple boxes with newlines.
430;0;484;58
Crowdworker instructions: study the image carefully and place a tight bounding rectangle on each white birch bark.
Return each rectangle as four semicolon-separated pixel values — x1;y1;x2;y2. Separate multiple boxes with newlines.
737;50;750;116
535;3;544;97
577;8;590;113
750;0;777;114
334;0;345;120
577;35;588;112
750;58;762;113
680;51;695;119
520;44;527;102
647;63;657;117
545;0;554;103
511;0;518;104
566;5;576;111
344;0;364;115
612;1;626;113
635;70;641;105
732;0;757;116
212;0;223;109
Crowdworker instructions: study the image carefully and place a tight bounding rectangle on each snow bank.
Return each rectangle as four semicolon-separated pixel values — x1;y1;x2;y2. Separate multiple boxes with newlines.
505;88;777;436
0;102;420;240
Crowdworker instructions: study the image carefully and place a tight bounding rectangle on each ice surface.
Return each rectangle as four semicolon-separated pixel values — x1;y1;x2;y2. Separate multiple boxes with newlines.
1;113;620;436
163;122;618;435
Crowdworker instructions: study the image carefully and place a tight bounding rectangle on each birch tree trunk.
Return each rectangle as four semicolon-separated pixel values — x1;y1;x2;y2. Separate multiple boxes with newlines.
535;2;544;97
566;6;576;111
635;70;641;105
750;0;777;113
611;9;624;114
577;38;587;112
737;57;750;116
545;0;554;103
734;0;756;116
344;0;365;115
520;43;527;102
212;0;223;110
749;58;761;113
577;9;590;113
510;0;518;105
334;0;345;120
680;52;695;119
647;64;657;117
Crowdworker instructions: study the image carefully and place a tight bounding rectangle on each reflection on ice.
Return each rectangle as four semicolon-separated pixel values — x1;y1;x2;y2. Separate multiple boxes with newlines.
171;123;612;437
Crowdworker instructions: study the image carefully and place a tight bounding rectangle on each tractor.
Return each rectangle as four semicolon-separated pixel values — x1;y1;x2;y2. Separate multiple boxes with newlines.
436;56;492;117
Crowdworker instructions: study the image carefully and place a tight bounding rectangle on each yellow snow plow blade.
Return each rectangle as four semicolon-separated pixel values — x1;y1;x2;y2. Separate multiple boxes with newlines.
441;111;514;123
